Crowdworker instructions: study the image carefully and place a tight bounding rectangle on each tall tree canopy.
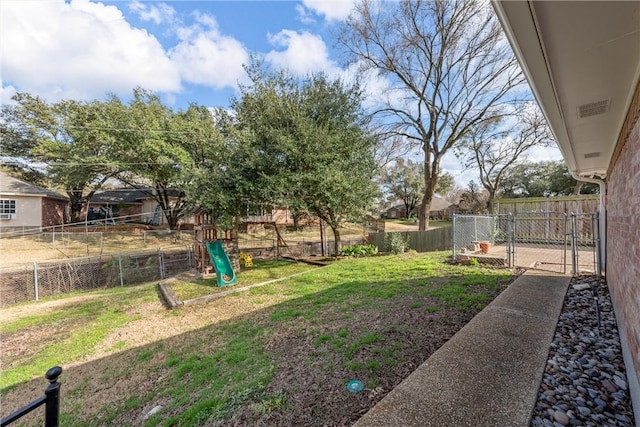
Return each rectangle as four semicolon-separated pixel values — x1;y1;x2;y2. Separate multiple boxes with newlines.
339;0;524;229
1;93;118;222
108;88;195;229
500;161;599;198
184;107;246;228
232;63;379;255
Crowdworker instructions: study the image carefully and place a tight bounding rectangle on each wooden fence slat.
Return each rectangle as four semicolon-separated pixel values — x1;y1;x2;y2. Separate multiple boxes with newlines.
494;195;598;215
367;227;453;253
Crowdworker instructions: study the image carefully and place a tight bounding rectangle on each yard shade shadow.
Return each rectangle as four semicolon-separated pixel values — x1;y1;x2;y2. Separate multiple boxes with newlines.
1;256;516;426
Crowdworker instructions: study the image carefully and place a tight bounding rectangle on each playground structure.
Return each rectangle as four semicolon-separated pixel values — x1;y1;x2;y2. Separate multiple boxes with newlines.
205;240;237;287
193;211;239;275
193;211;308;280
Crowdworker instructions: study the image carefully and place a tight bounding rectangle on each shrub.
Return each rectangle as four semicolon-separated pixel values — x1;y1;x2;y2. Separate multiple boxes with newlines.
386;232;410;254
340;244;379;257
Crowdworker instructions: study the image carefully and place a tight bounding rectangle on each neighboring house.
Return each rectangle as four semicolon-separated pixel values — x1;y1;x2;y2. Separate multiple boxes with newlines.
382;202;411;219
493;1;640;422
242;205;294;225
0;172;68;232
426;196;455;220
383;196;453;220
89;188;191;226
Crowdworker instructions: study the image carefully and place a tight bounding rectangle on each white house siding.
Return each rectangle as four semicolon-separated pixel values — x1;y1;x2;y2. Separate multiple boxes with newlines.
0;195;42;230
141;199;163;225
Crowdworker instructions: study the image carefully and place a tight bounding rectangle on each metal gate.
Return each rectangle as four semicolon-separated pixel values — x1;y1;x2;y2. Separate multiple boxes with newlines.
452;212;599;275
512;212;568;273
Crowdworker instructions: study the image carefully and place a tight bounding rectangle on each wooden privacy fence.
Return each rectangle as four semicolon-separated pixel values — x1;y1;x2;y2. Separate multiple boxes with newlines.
367;227;452;253
494;195;598;215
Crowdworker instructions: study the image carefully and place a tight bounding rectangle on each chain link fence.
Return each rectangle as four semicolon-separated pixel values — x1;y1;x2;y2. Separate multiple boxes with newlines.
0;246;194;306
452;212;599;275
512;212;568;273
452;214;512;265
237;223;371;256
570;213;600;275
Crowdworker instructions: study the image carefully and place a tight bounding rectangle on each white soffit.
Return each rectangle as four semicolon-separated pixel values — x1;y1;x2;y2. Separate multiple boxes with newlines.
493;1;640;178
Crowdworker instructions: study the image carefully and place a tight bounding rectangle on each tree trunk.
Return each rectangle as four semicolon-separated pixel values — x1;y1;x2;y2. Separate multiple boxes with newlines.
329;224;341;258
167;212;180;230
404;201;412;219
418;194;432;231
69;200;83;223
67;192;84;223
486;189;496;213
419;163;438;231
573;181;584;195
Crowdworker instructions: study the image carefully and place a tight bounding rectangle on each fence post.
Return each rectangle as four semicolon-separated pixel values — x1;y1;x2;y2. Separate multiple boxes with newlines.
44;366;62;427
33;262;39;302
563;213;568;275
451;214;457;260
158;248;165;279
473;216;478;242
118;253;124;287
570;213;578;275
593;212;601;277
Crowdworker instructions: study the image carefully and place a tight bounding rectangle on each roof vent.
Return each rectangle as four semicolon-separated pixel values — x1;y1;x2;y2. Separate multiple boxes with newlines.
584;152;601;159
578;100;610;119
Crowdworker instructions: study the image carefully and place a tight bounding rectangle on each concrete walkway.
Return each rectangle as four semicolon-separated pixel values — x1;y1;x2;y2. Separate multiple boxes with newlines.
354;270;571;427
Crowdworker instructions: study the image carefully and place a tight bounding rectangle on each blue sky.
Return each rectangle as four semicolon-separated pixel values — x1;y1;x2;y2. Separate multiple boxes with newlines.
0;0;562;184
0;0;355;109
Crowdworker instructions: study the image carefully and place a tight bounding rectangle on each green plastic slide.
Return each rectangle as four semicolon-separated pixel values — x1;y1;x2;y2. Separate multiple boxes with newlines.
205;240;237;287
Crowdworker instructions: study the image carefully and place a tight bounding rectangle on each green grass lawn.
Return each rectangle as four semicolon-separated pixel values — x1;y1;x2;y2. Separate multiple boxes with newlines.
1;251;513;426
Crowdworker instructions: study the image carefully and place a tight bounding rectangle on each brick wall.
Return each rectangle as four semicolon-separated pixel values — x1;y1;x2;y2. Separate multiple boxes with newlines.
606;79;640;413
41;198;67;227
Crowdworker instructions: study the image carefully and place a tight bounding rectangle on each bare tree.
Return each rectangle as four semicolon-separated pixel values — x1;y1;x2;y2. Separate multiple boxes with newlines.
458;180;489;214
460;104;554;212
339;0;525;229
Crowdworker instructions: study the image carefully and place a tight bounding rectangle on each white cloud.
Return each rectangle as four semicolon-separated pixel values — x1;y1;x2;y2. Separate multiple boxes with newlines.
299;0;357;22
0;82;17;105
340;61;398;110
168;12;249;90
265;30;338;76
527;145;564;162
295;4;317;25
128;0;176;25
0;0;181;102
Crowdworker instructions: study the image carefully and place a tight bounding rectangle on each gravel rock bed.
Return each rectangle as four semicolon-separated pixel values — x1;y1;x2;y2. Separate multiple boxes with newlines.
531;275;636;427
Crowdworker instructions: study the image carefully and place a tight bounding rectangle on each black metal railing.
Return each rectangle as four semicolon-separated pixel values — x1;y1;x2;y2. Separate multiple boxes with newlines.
1;366;62;427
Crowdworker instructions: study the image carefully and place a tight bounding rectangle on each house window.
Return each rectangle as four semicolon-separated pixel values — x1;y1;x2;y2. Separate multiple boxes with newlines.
0;199;16;219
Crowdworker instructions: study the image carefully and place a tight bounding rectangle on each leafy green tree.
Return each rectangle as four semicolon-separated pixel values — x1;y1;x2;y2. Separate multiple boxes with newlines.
184;107;247;228
382;158;424;218
500;161;598;198
109;89;193;229
435;172;455;197
1;93;118;222
232;63;379;255
339;0;524;230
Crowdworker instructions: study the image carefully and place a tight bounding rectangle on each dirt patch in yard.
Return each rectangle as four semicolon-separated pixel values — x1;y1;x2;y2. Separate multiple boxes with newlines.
231;298;480;426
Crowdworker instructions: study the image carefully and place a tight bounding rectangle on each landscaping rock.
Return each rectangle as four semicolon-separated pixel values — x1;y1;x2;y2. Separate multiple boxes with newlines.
530;276;636;427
